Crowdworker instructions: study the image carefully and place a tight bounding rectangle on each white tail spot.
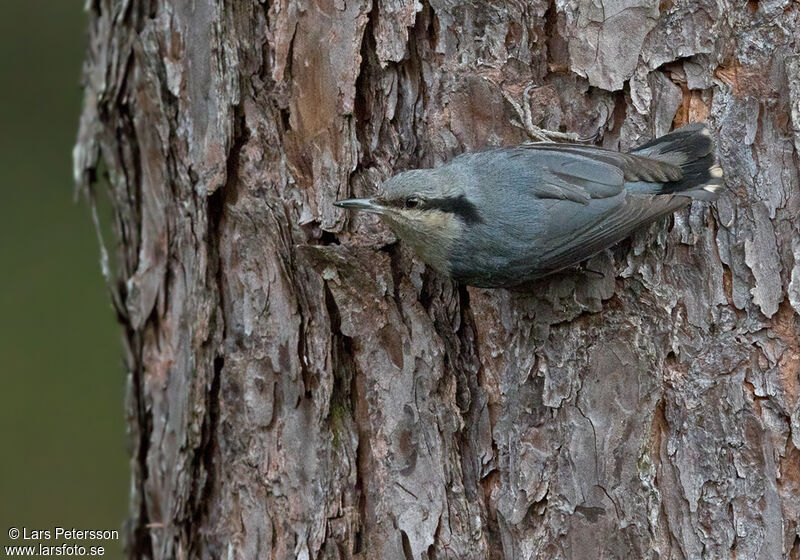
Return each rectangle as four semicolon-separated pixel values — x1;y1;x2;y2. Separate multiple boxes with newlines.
710;165;723;178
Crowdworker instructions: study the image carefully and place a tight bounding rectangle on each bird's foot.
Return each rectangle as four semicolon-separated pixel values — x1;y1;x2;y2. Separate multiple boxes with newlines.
502;84;592;143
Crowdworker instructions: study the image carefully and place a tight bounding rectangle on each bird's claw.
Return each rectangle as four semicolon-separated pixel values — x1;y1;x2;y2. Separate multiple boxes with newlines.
503;83;591;143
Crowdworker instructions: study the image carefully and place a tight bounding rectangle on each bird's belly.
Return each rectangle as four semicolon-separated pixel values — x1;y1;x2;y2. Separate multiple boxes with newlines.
449;250;557;288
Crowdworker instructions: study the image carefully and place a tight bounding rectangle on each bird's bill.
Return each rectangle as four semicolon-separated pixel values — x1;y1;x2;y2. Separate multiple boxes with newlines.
333;198;384;213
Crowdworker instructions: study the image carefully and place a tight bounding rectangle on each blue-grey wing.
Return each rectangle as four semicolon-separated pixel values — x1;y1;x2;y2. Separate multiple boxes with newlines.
455;143;681;202
532;195;686;274
449;146;687;285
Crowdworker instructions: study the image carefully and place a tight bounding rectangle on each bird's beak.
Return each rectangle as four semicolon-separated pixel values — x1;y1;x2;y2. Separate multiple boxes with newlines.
334;198;384;214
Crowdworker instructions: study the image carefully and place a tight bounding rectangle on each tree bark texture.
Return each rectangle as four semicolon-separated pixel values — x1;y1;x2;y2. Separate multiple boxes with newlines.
75;0;800;558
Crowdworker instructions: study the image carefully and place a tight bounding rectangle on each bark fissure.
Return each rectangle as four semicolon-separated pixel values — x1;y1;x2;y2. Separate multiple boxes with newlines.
128;329;154;560
186;354;223;549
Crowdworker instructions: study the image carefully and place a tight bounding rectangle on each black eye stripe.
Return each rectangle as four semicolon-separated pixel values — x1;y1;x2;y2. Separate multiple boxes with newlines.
383;194;483;224
425;195;483;224
409;195;483;224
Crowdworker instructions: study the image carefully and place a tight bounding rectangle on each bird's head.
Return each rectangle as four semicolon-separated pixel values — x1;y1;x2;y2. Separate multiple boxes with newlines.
334;168;483;274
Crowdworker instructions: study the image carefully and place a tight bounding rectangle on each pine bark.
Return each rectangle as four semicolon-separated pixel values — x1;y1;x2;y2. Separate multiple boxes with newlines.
75;0;800;558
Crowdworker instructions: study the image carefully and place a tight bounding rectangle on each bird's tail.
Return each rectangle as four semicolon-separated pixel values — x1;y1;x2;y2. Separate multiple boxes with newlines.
629;123;724;201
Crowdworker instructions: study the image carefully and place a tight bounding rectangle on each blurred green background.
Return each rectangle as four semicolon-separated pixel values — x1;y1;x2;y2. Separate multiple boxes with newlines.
0;2;127;557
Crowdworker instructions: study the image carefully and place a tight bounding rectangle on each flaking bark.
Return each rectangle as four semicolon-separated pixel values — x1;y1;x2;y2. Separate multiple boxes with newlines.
75;0;800;558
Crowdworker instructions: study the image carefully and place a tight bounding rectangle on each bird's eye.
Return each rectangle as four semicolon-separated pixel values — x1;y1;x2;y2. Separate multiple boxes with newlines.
404;196;421;209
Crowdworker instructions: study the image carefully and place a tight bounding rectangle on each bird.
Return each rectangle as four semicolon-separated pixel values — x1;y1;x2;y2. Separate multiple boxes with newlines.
334;123;724;288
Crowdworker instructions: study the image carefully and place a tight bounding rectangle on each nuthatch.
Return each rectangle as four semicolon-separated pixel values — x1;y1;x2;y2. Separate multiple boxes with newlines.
335;123;723;288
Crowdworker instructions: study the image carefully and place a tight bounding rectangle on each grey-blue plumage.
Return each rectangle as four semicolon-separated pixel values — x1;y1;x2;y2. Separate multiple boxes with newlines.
335;123;724;288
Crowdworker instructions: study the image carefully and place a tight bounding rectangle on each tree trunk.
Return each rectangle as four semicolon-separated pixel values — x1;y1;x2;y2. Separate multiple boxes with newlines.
75;0;800;558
